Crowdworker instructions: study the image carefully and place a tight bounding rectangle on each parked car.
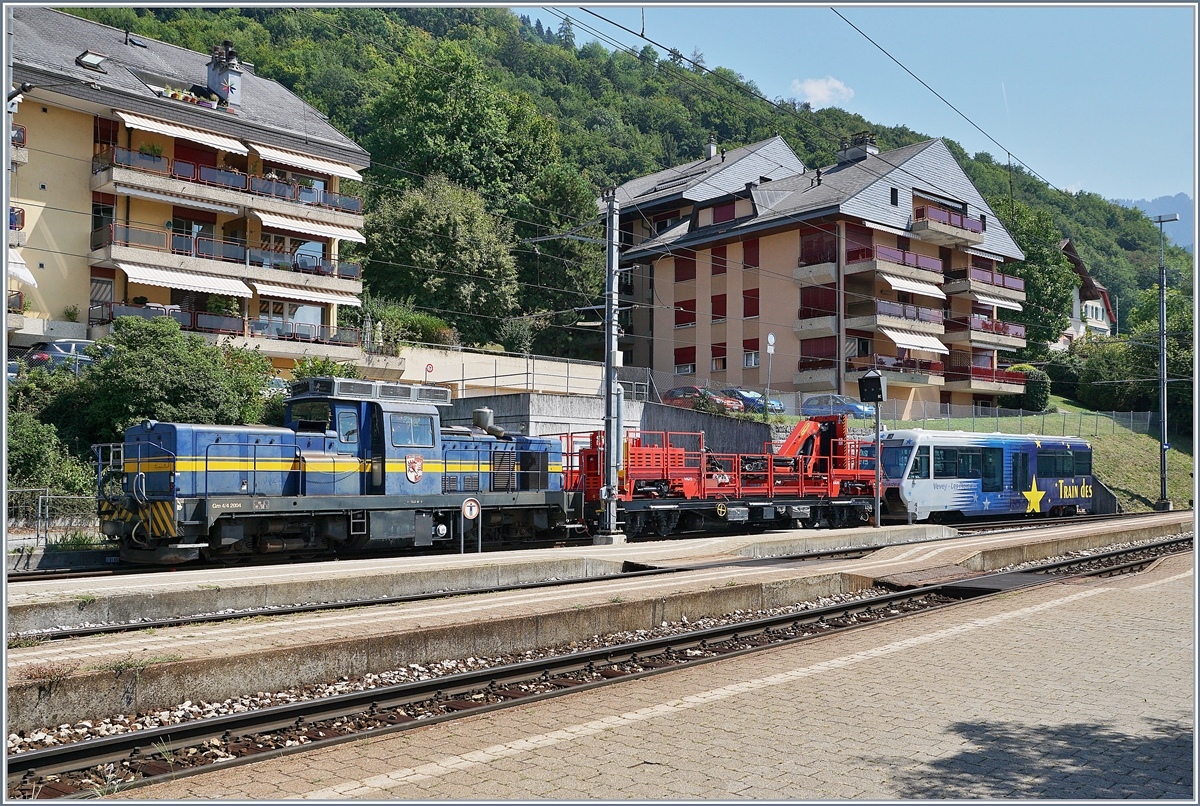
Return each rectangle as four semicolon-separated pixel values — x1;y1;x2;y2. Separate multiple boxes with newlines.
800;393;875;419
7;360;20;382
661;386;744;413
23;339;96;374
720;388;785;414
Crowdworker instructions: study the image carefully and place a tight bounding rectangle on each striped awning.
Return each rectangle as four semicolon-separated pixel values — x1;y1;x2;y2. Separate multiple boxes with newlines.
249;142;364;182
7;248;36;287
117;262;252;297
862;220;910;238
878;272;946;300
973;293;1022;312
878;326;949;355
114;110;248;155
114;184;239;215
253;211;366;244
251;281;361;308
962;246;1006;261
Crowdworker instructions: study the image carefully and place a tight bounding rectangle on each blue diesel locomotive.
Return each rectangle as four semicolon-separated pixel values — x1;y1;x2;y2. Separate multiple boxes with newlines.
98;377;569;564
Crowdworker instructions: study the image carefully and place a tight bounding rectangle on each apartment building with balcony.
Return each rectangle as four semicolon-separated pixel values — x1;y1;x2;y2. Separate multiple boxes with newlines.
617;132;1029;417
1051;237;1115;351
7;7;369;372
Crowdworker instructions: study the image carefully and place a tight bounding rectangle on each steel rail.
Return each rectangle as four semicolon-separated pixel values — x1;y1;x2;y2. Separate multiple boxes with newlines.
8;535;1191;790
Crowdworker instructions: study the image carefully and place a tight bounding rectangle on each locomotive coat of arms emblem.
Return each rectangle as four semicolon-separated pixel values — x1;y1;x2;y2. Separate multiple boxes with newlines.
405;454;424;483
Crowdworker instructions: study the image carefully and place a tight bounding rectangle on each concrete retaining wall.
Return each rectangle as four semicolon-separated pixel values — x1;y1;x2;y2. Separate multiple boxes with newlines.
7;571;859;732
733;524;956;559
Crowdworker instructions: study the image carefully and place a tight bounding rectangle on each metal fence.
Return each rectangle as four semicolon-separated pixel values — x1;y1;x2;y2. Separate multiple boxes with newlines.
6;488;101;550
862;401;1186;441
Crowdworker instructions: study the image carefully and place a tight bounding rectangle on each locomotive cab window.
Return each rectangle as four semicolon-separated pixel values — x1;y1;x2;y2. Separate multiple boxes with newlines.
290;400;331;432
390;414;435;448
1074;450;1092;475
337;410;358;444
1037;450;1073;477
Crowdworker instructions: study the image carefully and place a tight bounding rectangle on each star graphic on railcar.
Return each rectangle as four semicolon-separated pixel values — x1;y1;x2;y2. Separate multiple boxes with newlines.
1034;439;1042;448
1022;476;1046;514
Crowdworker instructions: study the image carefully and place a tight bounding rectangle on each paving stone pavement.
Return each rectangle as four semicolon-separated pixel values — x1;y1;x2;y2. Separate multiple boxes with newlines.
127;552;1194;800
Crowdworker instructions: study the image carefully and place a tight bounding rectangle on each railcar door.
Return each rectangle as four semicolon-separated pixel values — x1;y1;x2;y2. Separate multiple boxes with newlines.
1010;449;1031;513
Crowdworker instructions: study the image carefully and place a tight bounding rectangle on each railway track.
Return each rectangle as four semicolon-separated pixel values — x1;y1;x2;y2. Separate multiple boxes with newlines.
6;534;1191;799
8;511;1174;642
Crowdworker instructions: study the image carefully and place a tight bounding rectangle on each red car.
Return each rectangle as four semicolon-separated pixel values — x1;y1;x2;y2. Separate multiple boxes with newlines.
661;386;744;413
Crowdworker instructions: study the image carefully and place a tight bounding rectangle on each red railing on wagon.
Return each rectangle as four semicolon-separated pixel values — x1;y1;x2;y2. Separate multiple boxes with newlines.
846;244;943;273
89;223;361;280
560;429;878;503
914;205;984;234
91;146;364;214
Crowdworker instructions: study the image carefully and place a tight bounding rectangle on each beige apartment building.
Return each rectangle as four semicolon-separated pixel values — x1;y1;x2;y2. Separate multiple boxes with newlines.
617;133;1031;417
7;7;369;373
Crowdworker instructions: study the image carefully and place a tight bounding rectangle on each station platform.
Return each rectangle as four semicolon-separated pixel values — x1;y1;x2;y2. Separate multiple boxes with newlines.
128;550;1195;800
5;512;1192;735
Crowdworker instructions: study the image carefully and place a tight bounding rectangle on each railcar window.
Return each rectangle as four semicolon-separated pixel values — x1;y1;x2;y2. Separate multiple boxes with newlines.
956;448;982;479
337;410;358;444
390;414;435;447
982;448;1003;492
907;446;930;479
933;447;957;478
1037;450;1073;476
1073;450;1092;476
880;446;911;480
289;401;331;431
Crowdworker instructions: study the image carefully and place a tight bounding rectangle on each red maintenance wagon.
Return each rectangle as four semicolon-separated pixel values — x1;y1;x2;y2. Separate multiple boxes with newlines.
561;416;879;538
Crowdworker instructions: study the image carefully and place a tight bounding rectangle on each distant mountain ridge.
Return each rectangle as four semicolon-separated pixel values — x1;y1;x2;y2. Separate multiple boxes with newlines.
1113;193;1193;252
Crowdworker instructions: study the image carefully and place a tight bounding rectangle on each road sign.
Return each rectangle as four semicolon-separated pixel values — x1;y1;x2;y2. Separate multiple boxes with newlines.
425;363;434;374
462;498;480;520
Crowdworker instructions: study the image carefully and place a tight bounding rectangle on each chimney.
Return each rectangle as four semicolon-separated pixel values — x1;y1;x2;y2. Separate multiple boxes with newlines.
837;131;879;164
207;40;244;107
705;133;718;160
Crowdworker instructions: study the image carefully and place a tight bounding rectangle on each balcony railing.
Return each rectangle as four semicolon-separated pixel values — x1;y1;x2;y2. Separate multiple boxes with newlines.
848;354;944;376
88;302;361;347
846;244;943;273
848;299;943;325
945;315;1026;339
946;365;1026;385
914;206;984;234
8;290;23;313
91;147;364;215
9;206;24;231
945;267;1025;293
90;223;362;280
796;357;838;372
11;124;26;148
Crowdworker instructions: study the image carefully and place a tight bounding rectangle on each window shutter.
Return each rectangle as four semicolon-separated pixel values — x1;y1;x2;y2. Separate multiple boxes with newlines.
711;245;727;275
674;250;696;282
674;299;696;327
743;338;759;351
742;238;759;268
711;342;727;358
711;293;727;319
674;346;696;364
743;287;759;318
713;202;735;224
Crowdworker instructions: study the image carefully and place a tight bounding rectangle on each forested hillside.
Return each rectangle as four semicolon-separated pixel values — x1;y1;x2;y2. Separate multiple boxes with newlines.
65;7;1194;352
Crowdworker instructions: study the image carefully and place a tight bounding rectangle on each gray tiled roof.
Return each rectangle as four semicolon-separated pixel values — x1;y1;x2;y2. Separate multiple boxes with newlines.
625;138;1025;263
615;135;805;211
12;7;369;167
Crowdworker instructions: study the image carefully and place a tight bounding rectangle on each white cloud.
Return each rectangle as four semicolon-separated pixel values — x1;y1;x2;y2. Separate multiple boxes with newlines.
789;76;854;109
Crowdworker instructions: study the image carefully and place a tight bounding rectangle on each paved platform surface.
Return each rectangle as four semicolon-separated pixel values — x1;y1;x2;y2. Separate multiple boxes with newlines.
128;551;1194;800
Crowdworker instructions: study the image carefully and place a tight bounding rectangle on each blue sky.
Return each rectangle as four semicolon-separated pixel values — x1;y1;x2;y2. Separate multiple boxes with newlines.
512;5;1196;206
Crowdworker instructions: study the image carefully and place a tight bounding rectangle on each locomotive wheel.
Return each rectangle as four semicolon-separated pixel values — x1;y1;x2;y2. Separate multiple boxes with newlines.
650;511;679;537
623;512;644;539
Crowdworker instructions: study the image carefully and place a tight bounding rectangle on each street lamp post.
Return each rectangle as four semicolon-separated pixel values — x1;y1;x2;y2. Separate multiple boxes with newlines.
1151;213;1178;511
